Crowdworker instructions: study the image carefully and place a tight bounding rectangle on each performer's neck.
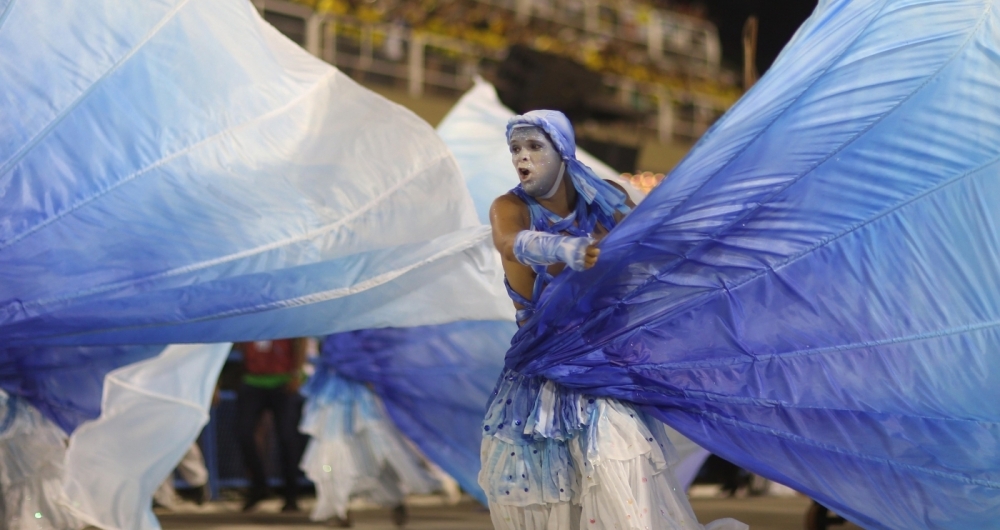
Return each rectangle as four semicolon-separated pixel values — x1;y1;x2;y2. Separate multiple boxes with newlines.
535;178;576;218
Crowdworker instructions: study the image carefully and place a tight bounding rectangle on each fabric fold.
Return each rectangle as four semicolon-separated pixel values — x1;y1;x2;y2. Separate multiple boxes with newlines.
61;343;230;530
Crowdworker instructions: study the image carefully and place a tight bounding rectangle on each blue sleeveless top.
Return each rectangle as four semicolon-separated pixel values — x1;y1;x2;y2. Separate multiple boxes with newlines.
504;186;627;323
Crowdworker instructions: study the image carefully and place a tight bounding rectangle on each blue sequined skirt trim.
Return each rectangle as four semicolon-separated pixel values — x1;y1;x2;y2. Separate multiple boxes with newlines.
482;368;595;444
478;371;748;529
479;369;677;507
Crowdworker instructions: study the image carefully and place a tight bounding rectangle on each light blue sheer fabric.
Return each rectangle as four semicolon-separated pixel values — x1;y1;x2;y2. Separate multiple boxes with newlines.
505;1;1000;528
0;0;509;425
0;345;163;433
0;0;508;348
0;2;509;528
298;82;525;506
312;321;519;505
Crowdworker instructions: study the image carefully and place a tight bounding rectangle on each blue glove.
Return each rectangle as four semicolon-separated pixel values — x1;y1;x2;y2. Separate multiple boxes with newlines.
513;231;594;272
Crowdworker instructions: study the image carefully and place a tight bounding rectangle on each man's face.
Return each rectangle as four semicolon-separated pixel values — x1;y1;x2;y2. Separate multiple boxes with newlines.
509;126;563;198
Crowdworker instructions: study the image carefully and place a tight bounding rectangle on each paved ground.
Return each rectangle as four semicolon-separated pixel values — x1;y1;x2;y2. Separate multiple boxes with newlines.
156;494;864;530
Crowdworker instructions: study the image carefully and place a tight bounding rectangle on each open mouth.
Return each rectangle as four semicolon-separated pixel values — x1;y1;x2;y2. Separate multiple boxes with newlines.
518;168;531;177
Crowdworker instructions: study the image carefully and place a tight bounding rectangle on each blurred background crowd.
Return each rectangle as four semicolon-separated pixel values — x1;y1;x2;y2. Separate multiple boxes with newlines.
251;0;759;182
304;0;733;96
252;0;812;188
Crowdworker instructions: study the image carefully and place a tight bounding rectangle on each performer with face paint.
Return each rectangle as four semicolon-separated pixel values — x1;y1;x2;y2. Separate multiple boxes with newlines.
481;110;745;530
490;113;630;324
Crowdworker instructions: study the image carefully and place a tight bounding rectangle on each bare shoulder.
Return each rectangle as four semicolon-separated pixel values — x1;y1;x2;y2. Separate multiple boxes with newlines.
491;192;527;212
489;192;531;257
490;192;530;226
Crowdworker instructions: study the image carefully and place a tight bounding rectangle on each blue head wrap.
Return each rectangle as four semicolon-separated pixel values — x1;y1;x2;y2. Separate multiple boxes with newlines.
506;110;630;220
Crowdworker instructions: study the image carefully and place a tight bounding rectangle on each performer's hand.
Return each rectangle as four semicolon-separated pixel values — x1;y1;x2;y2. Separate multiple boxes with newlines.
583;244;600;269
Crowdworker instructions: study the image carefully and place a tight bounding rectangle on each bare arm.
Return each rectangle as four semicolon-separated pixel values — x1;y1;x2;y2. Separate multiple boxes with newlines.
489;194;535;308
489;194;600;316
291;338;307;372
287;337;308;393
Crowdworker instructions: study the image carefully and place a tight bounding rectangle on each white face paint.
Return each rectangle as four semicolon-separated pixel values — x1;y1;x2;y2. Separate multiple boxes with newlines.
509;126;564;198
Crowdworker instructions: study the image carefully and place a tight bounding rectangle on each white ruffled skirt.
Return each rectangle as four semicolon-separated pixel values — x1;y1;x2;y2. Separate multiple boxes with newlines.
299;373;439;521
479;370;747;530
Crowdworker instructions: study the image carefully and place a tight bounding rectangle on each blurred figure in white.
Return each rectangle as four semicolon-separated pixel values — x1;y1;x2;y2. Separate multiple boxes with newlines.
426;460;462;506
300;366;441;528
152;443;209;510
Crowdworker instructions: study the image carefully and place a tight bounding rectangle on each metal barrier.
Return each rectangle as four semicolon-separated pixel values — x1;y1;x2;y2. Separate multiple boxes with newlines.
320;19;494;97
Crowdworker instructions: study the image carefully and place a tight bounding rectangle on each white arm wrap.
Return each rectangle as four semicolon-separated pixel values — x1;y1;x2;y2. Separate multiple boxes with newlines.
513;231;593;272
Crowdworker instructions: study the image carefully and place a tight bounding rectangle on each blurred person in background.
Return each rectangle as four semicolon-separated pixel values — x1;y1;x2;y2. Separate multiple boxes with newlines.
234;338;307;513
299;334;455;528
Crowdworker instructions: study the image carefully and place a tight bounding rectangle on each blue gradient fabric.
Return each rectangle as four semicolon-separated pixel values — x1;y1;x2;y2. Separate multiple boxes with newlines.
0;0;511;429
0;345;163;433
506;1;1000;528
312;320;519;504
0;0;509;348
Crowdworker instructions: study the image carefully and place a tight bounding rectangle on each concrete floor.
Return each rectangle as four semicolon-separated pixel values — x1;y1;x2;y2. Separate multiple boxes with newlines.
156;494;864;530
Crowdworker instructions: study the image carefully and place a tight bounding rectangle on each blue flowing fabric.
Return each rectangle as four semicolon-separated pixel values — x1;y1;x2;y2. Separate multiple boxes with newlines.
313;320;519;505
0;0;510;430
507;1;1000;528
0;345;163;433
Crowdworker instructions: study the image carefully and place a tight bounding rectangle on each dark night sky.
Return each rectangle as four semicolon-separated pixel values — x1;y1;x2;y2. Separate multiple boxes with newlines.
694;0;818;74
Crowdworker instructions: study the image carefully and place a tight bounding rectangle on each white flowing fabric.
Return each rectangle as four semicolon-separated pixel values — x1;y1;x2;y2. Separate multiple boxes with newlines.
480;378;748;530
1;0;510;347
61;343;230;530
664;427;710;492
